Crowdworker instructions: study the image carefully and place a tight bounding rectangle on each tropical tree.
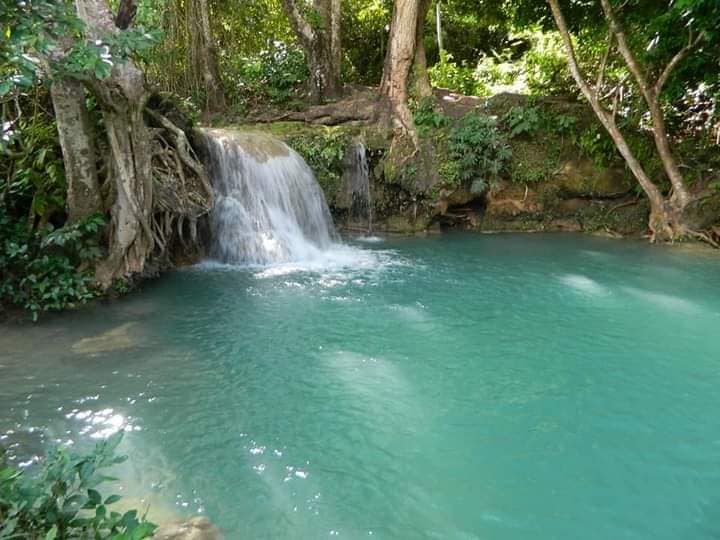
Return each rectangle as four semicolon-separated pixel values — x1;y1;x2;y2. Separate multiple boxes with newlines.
547;0;720;242
281;0;342;103
380;0;433;144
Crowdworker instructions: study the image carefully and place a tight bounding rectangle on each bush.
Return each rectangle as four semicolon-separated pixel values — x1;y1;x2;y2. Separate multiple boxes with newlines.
522;31;577;96
0;212;105;320
503;102;578;138
444;112;512;191
412;97;450;135
429;52;487;96
230;41;308;105
0;432;156;539
284;129;349;200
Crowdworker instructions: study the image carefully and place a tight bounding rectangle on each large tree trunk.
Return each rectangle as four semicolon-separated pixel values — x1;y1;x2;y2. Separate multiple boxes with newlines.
281;0;342;104
76;0;154;285
380;0;429;145
412;0;432;98
188;0;226;113
547;0;699;243
50;78;103;222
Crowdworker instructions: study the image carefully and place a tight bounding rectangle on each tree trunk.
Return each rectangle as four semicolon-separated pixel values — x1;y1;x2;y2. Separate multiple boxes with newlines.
380;0;426;144
189;0;226;113
76;0;154;285
547;0;695;243
50;78;103;222
330;0;342;91
412;0;432;98
281;0;342;104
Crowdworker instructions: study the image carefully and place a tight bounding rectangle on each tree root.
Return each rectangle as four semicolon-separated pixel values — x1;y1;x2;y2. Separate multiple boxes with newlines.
144;106;214;261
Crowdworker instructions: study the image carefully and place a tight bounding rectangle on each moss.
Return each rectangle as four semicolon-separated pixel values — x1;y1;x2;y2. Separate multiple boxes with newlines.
508;138;562;185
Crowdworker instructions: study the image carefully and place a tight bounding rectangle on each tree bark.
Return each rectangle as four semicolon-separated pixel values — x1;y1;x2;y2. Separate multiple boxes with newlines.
76;0;154;285
115;0;136;29
380;0;432;145
50;77;103;222
412;0;432;98
188;0;226;113
547;0;695;242
281;0;342;104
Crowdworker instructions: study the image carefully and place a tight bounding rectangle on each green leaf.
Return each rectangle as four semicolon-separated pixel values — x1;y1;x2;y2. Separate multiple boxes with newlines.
104;494;122;505
45;527;58;540
88;488;102;505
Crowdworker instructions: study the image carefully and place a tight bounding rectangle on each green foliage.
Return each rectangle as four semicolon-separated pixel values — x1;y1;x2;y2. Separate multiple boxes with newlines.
2;113;66;222
522;30;576;96
412;97;450;136
503;102;578;138
0;1;79;98
61;29;161;81
0;213;105;321
509;141;561;185
444;112;512;191
503;104;543;138
284;129;350;199
428;52;486;96
578;123;618;167
0;432;156;539
231;41;309;105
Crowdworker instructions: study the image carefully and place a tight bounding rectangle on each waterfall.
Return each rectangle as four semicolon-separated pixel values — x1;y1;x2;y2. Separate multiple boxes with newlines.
199;129;339;265
342;141;372;232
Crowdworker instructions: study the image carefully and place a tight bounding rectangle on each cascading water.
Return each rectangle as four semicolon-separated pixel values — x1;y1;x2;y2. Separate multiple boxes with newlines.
199;129;339;265
341;141;372;232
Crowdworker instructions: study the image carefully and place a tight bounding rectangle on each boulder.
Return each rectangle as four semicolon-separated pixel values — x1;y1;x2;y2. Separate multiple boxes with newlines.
154;517;222;540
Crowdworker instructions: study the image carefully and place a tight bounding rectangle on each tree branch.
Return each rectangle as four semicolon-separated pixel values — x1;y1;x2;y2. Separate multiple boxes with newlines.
547;0;664;207
654;31;704;95
280;0;314;45
596;29;614;91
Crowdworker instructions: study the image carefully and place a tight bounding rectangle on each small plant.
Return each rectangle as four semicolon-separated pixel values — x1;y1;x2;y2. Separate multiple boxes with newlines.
412;97;449;135
503;104;543;138
233;41;309;105
0;212;105;320
284;129;349;199
578;124;618;167
428;52;485;96
0;432;156;539
445;112;512;191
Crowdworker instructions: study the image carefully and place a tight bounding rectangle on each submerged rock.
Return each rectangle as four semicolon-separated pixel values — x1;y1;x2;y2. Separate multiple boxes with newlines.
71;322;139;355
154;517;221;540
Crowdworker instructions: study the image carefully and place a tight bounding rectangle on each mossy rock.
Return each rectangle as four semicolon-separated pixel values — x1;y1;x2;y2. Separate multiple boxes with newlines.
555;159;633;197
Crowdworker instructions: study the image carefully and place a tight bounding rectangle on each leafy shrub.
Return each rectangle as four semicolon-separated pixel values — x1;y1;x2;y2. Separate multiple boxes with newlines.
522;31;577;96
503;103;578;138
429;52;486;96
475;52;522;91
444;113;512;191
0;212;105;320
578;123;618;167
0;432;156;539
231;41;308;105
503;104;543;137
284;129;349;199
412;97;450;135
1;115;67;223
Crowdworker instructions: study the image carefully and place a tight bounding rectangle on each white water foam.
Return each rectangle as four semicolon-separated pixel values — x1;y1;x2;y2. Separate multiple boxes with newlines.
198;129;393;275
559;274;608;296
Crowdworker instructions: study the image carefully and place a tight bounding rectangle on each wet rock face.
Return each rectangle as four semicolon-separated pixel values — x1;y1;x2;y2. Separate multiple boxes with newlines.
154;517;222;540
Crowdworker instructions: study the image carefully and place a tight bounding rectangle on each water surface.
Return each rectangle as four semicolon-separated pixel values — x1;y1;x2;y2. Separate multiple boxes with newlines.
1;233;719;539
